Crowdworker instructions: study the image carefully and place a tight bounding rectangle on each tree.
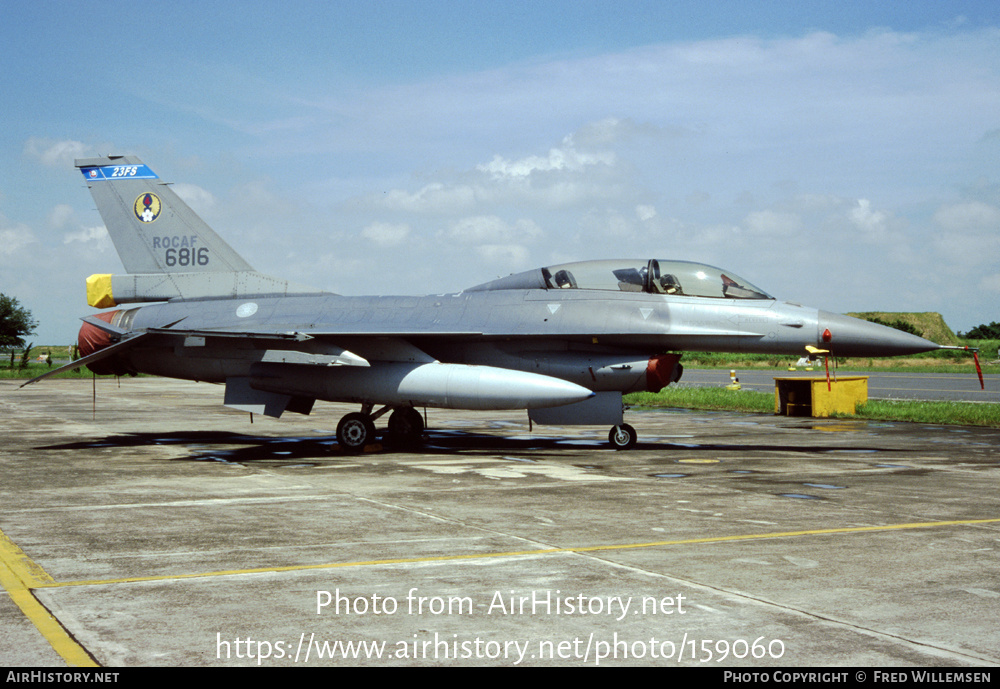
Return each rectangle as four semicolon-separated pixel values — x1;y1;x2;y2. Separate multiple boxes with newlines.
859;315;921;337
961;321;1000;340
0;294;39;349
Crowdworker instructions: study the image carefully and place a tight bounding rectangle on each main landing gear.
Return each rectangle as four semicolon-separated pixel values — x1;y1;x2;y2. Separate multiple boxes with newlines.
335;405;425;453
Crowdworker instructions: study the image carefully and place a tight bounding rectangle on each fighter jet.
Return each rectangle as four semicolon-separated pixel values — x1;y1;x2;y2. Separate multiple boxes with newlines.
28;155;949;451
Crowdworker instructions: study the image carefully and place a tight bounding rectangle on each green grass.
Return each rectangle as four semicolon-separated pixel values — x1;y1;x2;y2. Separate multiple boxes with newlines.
849;399;1000;427
626;386;1000;428
628;387;776;414
0;361;95;381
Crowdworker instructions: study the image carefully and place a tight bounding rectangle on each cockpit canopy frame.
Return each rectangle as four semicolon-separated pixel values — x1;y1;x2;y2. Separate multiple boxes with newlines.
467;259;773;300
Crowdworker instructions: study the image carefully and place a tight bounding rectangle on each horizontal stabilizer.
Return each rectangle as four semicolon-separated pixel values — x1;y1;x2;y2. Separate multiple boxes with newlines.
19;333;151;387
81;314;130;337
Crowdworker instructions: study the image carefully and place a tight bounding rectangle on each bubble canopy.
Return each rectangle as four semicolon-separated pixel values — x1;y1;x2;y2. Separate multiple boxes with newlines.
467;259;774;300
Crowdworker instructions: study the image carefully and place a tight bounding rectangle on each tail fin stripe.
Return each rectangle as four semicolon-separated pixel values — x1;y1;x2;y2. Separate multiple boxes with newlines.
80;164;159;181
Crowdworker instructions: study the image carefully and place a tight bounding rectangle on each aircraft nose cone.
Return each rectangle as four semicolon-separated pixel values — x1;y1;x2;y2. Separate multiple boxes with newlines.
817;311;940;357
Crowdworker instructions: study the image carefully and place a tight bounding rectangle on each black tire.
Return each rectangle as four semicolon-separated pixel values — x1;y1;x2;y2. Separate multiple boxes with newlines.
608;423;637;450
337;412;376;453
387;407;425;448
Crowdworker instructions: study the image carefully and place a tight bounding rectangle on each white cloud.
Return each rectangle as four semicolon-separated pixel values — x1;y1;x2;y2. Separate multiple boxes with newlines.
0;221;36;258
932;201;1000;233
47;204;75;229
379;183;478;215
173;183;218;213
24;138;89;168
475;244;530;268
931;201;1000;267
62;225;109;245
850;199;888;233
743;209;802;238
361;221;409;246
356;120;633;226
636;205;657;222
476;136;615;180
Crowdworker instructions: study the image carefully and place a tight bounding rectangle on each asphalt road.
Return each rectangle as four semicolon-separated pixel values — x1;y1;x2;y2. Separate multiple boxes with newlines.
681;368;998;403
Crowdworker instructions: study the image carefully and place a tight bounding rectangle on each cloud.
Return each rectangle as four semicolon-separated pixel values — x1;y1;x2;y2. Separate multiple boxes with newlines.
0;215;36;258
850;199;888;234
379;183;478;215
47;204;76;229
56;198;112;253
931;201;1000;267
173;183;218;213
571;117;668;147
476;136;615;180
358;119;636;223
636;205;657;222
361;221;409;247
24;138;89;168
475;243;530;268
932;201;1000;233
443;215;542;245
743;209;802;238
62;225;109;246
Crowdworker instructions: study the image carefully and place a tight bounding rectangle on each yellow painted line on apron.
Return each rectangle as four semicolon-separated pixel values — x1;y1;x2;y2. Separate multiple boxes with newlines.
0;528;97;667
34;517;1000;589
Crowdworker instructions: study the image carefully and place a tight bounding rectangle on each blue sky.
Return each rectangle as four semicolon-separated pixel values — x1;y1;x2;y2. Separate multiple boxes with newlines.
2;1;999;344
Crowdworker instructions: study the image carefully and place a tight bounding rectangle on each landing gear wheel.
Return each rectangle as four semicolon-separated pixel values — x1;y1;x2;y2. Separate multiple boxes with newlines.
337;412;376;454
608;423;637;451
387;407;425;448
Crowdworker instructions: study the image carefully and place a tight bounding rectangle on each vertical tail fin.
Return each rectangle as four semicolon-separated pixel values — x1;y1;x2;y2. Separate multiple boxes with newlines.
75;155;323;306
76;155;254;274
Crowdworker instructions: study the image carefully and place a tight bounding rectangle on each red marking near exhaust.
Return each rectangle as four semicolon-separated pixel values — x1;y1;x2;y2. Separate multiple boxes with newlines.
77;311;133;376
646;354;682;393
77;311;119;357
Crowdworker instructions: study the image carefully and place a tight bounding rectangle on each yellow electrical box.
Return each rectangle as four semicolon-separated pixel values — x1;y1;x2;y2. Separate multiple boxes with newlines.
774;376;868;417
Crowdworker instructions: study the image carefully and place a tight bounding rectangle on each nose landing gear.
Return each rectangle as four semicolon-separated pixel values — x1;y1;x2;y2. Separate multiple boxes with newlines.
608;423;637;450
